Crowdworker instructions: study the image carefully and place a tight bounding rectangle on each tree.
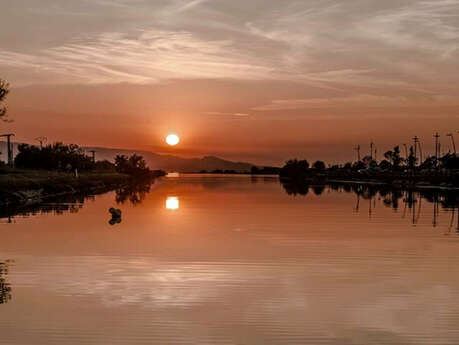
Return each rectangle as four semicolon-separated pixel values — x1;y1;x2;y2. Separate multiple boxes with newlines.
0;79;9;120
312;160;326;170
114;155;129;173
115;153;150;177
343;162;352;170
279;159;310;180
353;161;366;171
379;159;391;170
14;143;94;171
420;156;436;170
440;153;459;170
383;146;402;169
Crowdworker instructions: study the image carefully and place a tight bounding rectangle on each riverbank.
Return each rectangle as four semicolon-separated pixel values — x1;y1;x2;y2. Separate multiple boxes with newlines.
279;174;459;192
280;168;459;190
0;168;136;206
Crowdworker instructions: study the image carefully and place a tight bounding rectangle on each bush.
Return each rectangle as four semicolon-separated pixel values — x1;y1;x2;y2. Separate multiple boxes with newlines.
14;143;94;171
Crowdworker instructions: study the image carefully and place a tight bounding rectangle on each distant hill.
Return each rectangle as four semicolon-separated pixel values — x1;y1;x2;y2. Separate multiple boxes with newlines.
0;142;255;172
84;146;255;173
0;141;254;172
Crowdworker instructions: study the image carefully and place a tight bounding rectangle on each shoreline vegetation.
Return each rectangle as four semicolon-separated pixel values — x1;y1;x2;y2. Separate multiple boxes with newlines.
278;148;459;191
0;142;166;207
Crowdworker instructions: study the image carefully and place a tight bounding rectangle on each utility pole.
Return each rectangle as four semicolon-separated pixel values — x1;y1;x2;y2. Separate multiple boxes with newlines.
403;144;408;159
417;138;423;164
413;136;419;166
354;145;361;161
446;133;456;155
0;133;14;167
89;150;96;163
434;132;440;164
35;136;47;148
370;141;374;160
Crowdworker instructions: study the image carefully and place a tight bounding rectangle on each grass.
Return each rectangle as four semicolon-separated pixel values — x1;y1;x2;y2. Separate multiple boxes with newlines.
0;168;131;205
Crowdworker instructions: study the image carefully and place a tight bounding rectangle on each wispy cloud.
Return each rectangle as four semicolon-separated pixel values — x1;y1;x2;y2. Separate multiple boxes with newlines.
204;111;250;117
252;93;459;111
1;0;458;102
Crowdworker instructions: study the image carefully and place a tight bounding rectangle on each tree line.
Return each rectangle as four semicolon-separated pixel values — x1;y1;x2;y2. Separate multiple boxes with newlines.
280;145;459;185
7;142;164;178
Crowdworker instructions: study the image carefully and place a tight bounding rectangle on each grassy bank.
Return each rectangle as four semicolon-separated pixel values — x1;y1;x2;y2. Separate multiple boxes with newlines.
0;168;132;206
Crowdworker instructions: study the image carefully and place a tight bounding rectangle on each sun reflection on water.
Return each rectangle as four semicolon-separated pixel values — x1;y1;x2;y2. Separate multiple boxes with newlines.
166;197;179;210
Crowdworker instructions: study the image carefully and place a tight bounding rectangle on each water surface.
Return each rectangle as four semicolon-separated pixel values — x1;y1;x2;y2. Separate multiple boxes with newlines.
1;175;459;345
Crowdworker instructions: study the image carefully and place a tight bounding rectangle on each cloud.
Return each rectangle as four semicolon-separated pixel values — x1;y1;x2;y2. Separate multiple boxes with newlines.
204;111;250;117
252;93;459;111
0;30;276;85
0;0;458;99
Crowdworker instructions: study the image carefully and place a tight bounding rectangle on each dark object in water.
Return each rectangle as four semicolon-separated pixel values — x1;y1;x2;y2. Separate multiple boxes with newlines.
108;207;122;226
109;217;122;226
109;207;122;218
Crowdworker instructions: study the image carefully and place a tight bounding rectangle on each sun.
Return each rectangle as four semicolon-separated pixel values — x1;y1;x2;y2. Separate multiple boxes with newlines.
166;134;180;146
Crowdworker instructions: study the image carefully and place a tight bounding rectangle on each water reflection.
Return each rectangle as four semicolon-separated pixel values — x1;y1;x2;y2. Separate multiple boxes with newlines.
0;194;87;222
281;180;459;230
115;183;152;206
166;197;179;210
0;261;12;304
1;181;157;221
2;176;459;345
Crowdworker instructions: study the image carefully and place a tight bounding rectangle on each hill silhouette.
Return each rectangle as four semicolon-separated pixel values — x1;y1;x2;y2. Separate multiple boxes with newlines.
84;146;254;172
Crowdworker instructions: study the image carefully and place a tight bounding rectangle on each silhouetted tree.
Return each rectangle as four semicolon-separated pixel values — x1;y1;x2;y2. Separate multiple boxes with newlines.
94;160;116;171
420;156;436;170
384;146;402;169
115;153;151;177
280;159;310;180
312;160;326;170
440;153;459;170
0;79;9;120
352;161;366;171
14;143;94;171
379;159;391;170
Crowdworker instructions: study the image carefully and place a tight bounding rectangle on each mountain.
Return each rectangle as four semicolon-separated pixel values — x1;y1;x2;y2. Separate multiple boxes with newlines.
84;146;255;172
0;142;255;172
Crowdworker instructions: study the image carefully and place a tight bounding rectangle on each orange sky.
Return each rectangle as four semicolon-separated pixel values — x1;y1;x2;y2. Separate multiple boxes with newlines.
1;1;458;165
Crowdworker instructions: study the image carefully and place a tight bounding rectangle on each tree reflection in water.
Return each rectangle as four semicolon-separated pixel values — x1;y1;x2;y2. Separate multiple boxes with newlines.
280;180;459;230
0;194;87;222
0;261;12;304
115;182;152;206
1;181;157;222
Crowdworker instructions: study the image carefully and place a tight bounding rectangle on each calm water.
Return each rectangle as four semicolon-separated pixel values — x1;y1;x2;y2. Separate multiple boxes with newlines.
1;175;459;345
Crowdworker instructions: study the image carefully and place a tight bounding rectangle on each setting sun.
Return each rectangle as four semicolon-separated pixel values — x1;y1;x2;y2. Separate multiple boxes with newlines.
166;134;180;146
